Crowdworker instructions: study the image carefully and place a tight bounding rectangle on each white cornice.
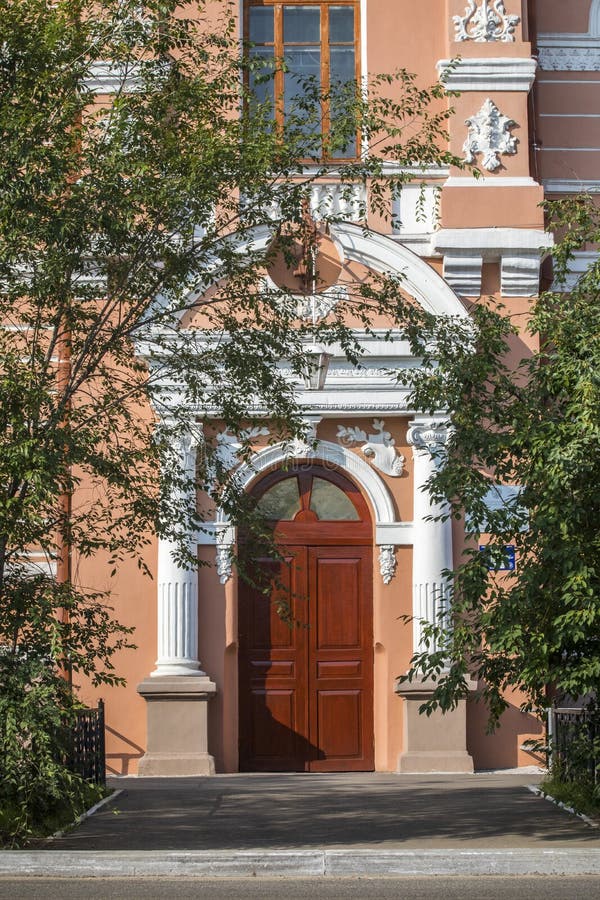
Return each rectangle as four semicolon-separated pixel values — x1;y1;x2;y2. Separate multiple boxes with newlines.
437;57;536;91
551;250;599;292
444;176;540;188
433;228;552;254
84;61;141;93
543;178;600;194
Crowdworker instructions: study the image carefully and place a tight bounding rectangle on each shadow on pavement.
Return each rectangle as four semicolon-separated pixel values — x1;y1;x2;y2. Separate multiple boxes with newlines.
44;773;600;851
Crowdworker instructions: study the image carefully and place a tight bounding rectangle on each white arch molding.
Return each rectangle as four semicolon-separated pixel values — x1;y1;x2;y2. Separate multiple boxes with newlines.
214;439;413;585
175;221;468;322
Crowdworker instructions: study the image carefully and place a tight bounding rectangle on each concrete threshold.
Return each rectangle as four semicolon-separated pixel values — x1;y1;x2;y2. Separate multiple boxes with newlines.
3;849;600;878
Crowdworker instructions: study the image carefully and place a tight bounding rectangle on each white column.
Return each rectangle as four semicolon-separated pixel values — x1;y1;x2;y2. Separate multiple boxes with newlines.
407;417;453;657
152;432;203;677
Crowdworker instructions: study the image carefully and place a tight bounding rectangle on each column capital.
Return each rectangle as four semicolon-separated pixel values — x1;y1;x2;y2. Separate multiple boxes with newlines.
407;417;451;451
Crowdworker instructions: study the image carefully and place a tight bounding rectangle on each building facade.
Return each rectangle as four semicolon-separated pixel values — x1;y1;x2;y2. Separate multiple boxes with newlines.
79;1;600;775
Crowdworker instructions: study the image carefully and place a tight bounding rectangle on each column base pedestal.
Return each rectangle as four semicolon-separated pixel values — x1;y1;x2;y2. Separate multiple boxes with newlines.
395;676;477;774
137;675;217;776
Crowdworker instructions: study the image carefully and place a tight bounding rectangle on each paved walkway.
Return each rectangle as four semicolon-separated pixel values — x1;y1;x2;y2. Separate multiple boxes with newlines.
44;772;600;849
4;773;600;877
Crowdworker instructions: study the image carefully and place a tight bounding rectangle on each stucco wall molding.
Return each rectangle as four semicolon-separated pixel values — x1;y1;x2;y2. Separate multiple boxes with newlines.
437;57;536;92
543;179;600;194
433;228;553;297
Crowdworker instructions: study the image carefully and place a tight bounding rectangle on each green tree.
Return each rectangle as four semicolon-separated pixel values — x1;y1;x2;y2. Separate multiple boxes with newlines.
395;194;600;727
0;0;460;842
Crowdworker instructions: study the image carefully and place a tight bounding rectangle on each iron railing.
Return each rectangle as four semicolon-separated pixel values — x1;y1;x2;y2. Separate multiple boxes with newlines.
549;707;599;785
68;700;106;785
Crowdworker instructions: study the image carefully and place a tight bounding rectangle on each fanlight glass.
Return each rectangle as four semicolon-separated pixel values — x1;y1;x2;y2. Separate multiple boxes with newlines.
309;476;360;520
257;478;302;519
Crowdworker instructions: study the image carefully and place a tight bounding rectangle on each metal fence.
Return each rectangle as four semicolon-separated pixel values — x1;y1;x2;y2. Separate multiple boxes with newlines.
68;700;106;786
549;707;599;784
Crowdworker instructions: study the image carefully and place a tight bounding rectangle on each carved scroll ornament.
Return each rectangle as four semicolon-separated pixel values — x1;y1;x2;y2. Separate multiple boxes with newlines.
463;98;518;172
454;1;520;43
337;419;405;477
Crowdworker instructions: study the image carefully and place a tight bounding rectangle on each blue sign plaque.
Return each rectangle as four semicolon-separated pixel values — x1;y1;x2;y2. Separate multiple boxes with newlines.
479;544;516;571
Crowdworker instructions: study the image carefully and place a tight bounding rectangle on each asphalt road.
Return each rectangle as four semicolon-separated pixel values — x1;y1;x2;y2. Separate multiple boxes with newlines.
1;877;600;900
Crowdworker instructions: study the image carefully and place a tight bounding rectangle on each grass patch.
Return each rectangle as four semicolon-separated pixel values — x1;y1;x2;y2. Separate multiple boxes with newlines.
539;776;600;820
0;781;108;847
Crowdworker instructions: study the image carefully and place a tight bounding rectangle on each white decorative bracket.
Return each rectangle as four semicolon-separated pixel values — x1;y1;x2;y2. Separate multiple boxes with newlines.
215;541;233;585
379;545;397;585
453;1;520;43
336;419;405;477
463;99;518;172
287;415;323;457
215;425;270;471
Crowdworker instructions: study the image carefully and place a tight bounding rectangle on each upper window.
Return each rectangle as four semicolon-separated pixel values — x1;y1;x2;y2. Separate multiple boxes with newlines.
245;1;360;159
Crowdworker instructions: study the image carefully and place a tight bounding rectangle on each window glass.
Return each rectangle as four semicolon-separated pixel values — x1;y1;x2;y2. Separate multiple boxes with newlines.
329;6;354;42
257;478;302;520
330;47;354;85
249;47;276;107
249;6;274;42
284;6;321;42
309;477;360;520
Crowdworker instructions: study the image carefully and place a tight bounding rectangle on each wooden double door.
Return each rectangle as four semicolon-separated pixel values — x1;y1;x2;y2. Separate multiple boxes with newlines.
238;466;374;772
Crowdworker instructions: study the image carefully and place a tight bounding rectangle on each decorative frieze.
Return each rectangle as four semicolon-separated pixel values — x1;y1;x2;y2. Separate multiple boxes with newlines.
537;46;600;72
453;1;520;43
337;419;405;477
463;99;518;172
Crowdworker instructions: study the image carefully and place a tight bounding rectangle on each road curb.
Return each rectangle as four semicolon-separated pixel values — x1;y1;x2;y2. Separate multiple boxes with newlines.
527;784;600;830
3;849;600;877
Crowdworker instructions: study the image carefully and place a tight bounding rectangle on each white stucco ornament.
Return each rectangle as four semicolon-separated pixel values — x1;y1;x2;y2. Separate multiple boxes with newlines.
453;1;520;43
295;285;349;322
215;425;270;471
337;419;405;477
463;99;518;172
379;545;397;585
215;541;233;585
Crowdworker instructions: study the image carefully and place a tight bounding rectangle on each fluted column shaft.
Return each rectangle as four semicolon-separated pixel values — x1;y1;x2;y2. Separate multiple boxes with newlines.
152;433;203;677
407;417;453;656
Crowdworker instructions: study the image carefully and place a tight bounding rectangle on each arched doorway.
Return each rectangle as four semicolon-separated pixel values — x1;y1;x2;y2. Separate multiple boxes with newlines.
238;464;374;772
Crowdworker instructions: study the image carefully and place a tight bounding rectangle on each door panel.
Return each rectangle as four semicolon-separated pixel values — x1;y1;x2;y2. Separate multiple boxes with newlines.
238;551;309;771
316;690;362;759
315;556;362;648
308;546;374;772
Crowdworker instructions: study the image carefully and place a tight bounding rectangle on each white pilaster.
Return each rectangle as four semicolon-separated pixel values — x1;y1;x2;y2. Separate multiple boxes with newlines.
407;417;453;656
152;431;203;677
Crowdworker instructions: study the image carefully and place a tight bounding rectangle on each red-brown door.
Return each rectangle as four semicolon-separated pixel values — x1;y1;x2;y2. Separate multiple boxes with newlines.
238;466;374;772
